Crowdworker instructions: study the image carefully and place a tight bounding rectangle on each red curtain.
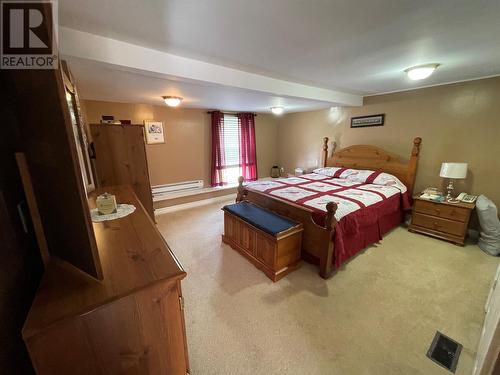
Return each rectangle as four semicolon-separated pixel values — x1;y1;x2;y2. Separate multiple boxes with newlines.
237;113;258;182
211;111;226;186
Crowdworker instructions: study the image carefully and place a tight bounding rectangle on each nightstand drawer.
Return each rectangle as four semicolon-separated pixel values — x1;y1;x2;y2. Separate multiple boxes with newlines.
411;212;466;237
414;199;469;222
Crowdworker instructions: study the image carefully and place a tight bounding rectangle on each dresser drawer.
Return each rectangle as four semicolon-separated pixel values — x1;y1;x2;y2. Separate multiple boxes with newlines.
414;199;469;222
411;212;467;237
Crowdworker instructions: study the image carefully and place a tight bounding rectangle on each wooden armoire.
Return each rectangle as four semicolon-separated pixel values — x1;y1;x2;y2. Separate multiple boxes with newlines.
90;123;155;220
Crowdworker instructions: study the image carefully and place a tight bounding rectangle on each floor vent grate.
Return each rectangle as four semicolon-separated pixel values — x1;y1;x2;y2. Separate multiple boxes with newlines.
426;331;462;373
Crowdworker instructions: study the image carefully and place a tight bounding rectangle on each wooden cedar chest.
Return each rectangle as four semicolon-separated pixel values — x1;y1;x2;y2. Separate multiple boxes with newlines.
222;202;303;281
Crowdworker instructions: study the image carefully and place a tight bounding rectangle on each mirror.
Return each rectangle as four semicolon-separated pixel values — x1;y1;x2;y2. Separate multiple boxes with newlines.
61;61;95;194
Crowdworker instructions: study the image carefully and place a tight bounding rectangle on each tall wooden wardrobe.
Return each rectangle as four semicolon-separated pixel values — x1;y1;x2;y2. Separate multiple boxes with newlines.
90;124;155;220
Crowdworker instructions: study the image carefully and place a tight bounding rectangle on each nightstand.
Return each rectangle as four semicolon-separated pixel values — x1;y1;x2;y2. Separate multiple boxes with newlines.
408;196;475;246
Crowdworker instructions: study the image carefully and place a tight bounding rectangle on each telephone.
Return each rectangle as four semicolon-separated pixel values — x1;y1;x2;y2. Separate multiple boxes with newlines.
456;192;478;203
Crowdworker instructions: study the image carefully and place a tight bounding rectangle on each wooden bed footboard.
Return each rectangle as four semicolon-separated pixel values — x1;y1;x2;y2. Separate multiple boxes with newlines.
236;177;338;278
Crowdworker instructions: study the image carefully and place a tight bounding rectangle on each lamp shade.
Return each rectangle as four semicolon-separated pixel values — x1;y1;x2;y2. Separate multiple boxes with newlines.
439;162;468;179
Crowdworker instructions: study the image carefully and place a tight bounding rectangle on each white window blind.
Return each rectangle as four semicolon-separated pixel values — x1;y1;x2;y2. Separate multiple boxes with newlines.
223;114;240;184
223;114;239;167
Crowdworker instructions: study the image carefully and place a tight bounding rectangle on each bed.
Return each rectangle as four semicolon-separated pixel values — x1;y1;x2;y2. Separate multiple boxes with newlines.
236;137;422;278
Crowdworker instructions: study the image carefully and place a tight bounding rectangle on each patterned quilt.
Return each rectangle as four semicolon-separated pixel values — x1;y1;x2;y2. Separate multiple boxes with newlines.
246;168;410;223
245;168;411;267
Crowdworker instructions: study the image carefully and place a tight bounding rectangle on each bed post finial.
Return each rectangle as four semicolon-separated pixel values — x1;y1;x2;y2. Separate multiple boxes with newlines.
236;176;246;203
324;201;338;230
322;137;329;167
407;137;422;196
412;137;422;156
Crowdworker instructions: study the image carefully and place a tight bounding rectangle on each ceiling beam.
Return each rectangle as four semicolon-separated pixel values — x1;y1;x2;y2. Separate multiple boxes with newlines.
59;27;362;107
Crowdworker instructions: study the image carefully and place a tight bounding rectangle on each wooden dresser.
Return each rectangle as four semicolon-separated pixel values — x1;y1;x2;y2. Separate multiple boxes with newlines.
22;186;189;375
409;196;475;246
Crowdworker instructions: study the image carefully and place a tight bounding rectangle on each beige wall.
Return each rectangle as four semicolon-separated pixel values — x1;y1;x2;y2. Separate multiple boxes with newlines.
277;77;500;207
83;77;500;206
83;100;279;187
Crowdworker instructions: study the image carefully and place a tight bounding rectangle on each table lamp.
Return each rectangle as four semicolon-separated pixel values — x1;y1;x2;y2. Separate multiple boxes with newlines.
439;162;468;203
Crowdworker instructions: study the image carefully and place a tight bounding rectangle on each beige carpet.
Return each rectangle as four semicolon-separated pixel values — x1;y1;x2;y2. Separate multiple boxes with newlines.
156;198;499;375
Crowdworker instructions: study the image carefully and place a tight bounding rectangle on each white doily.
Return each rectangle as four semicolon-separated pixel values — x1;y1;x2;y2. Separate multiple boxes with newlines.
90;204;136;222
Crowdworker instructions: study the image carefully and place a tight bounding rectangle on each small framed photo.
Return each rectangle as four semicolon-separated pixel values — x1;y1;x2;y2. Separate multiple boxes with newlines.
144;120;165;144
350;114;385;128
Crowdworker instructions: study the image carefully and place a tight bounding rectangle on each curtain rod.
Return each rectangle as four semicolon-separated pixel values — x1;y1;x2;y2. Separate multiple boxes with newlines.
206;110;257;116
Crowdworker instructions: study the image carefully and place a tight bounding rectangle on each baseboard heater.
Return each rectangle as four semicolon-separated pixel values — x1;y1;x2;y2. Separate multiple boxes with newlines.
152;180;204;200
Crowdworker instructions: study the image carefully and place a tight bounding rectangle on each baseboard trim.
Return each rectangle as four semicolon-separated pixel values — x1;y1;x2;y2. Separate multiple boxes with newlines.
154;193;236;216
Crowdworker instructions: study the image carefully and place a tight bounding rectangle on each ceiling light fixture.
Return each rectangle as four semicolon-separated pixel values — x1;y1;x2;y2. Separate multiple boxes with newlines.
162;96;183;107
405;64;440;81
271;106;284;115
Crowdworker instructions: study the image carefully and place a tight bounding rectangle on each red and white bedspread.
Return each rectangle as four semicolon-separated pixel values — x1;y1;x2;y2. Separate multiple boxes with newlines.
246;168;412;268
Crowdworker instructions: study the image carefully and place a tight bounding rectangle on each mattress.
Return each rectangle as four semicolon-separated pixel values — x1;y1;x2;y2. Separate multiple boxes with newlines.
246;170;412;267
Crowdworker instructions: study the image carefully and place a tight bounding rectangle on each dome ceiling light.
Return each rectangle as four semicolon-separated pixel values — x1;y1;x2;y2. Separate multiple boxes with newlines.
271;106;284;115
162;96;183;107
405;64;440;81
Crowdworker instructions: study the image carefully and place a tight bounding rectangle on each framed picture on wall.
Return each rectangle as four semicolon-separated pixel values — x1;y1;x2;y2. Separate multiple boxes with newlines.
350;114;385;128
144;120;165;144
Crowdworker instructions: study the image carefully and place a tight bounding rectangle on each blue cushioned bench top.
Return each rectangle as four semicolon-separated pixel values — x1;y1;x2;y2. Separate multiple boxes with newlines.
223;202;299;237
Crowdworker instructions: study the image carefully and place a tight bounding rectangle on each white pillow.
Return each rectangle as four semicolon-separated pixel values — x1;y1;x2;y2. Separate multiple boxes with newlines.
371;173;407;193
341;169;375;182
314;167;408;193
312;167;342;177
336;169;408;193
313;167;375;181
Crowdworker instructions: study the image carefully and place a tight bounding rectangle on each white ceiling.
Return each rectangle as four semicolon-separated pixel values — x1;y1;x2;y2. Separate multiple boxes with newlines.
66;57;332;112
59;0;500;110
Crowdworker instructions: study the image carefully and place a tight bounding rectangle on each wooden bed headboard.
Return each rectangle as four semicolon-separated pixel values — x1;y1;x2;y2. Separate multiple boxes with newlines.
322;137;422;195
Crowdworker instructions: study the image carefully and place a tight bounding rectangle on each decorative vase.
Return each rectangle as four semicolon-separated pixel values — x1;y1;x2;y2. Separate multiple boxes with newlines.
270;165;281;178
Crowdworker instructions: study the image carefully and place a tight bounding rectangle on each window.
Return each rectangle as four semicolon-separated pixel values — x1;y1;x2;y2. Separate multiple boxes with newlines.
211;111;257;186
222;114;240;184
